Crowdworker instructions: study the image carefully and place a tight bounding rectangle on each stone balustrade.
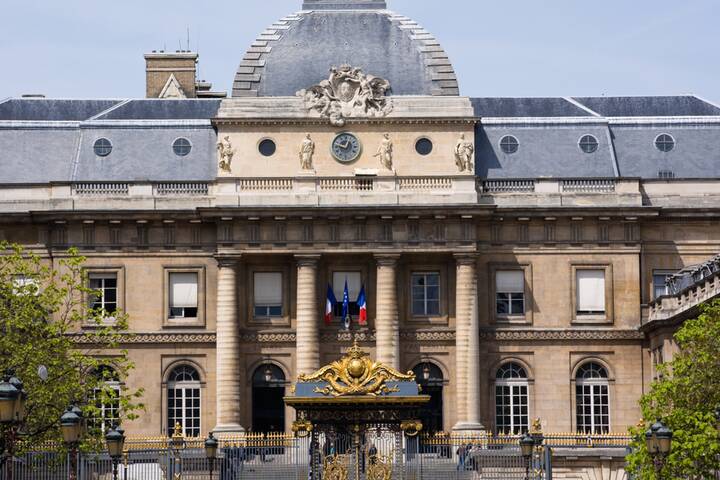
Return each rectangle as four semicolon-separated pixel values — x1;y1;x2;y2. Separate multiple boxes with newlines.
647;270;720;323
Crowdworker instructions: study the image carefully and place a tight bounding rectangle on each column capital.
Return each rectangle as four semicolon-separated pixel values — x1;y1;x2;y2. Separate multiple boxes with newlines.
294;254;321;267
454;253;477;266
374;254;400;267
214;254;242;268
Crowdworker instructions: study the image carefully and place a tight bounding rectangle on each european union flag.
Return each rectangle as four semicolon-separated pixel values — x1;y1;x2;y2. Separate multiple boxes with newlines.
342;279;350;330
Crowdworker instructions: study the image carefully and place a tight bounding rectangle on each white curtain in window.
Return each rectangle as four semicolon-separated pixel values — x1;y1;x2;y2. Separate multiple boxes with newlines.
333;272;362;299
576;270;605;311
254;272;282;305
496;270;524;293
169;273;198;308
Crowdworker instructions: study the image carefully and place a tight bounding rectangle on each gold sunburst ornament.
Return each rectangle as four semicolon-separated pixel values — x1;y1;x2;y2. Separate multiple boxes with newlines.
298;341;415;397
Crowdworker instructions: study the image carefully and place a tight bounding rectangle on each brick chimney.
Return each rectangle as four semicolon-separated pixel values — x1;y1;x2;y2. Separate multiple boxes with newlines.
144;51;198;98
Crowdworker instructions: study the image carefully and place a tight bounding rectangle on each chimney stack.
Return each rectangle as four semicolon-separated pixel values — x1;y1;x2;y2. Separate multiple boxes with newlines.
144;51;198;98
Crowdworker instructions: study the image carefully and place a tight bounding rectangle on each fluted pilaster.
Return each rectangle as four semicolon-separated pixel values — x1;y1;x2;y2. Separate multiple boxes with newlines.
296;255;320;376
375;254;400;369
213;256;243;433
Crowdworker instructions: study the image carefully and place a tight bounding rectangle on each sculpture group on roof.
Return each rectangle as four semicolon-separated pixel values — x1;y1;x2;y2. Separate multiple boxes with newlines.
297;65;393;127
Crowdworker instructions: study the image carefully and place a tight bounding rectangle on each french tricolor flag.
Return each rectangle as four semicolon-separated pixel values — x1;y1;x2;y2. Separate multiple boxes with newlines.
324;284;337;326
357;285;367;326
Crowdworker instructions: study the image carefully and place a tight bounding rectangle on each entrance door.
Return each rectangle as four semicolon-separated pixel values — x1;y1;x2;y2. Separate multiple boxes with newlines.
412;363;444;433
251;364;286;433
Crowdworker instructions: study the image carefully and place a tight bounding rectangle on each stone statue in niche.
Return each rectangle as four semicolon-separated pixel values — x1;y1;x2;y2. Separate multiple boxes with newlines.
454;133;475;172
217;136;235;173
299;134;315;170
297;65;393;127
375;133;394;171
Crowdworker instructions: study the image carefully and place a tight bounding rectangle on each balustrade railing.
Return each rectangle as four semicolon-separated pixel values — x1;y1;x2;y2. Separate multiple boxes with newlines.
398;177;453;190
319;177;374;191
561;179;616;193
155;182;209;196
72;182;129;196
239;178;294;191
481;179;536;193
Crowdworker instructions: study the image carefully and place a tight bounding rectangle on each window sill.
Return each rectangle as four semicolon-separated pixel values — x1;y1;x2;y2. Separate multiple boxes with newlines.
493;315;530;325
572;314;611;325
407;315;449;326
164;317;205;328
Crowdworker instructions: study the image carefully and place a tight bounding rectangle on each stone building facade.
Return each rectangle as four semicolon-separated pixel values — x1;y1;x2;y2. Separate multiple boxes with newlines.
1;0;720;439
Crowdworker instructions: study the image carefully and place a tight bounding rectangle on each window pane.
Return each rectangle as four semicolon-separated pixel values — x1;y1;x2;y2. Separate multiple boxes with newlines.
496;270;524;293
576;269;605;313
170;273;198;308
333;272;362;300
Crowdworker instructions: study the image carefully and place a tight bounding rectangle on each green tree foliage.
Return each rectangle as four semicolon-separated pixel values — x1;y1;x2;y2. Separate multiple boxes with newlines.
0;242;143;454
627;299;720;478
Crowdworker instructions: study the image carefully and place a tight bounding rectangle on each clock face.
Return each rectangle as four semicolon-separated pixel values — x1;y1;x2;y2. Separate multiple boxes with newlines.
331;132;362;163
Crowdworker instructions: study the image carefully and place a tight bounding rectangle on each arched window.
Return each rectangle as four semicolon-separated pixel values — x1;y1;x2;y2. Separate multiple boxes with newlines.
91;366;120;434
575;362;609;434
494;363;529;434
167;365;201;437
251;363;286;433
412;363;444;433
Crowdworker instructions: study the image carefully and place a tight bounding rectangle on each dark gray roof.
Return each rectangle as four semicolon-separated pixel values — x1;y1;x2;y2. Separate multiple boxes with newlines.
0;99;121;121
471;98;593;118
233;9;458;97
0;129;79;183
303;0;386;9
574;96;720;117
96;99;222;120
476;124;617;179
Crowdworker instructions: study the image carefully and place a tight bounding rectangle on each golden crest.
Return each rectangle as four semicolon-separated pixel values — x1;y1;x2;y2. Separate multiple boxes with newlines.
322;454;348;480
298;341;415;397
367;454;393;480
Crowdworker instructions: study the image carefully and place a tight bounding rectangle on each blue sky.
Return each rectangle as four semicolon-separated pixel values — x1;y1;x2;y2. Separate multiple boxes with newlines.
2;0;718;101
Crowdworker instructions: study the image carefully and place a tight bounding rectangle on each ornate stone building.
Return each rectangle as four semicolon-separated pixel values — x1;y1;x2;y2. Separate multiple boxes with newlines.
1;0;720;439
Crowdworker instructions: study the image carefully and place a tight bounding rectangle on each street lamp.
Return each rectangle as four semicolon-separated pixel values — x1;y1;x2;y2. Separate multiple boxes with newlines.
519;433;535;480
0;377;19;424
7;374;25;425
204;432;219;480
105;426;125;480
61;406;83;480
422;365;431;382
645;419;672;477
264;366;273;384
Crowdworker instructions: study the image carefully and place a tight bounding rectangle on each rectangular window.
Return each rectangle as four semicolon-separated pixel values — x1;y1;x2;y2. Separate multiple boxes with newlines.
411;272;440;316
333;271;362;317
576;269;606;315
254;272;283;318
496;270;525;315
169;272;198;319
652;271;674;299
89;273;118;313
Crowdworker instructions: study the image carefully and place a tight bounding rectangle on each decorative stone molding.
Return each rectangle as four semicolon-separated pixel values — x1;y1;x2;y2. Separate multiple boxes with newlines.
479;329;644;341
71;332;216;344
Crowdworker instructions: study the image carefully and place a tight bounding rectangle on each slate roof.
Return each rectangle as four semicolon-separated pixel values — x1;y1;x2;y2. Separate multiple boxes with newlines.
471;98;593;118
0;99;122;121
96;99;222;120
573;96;720;117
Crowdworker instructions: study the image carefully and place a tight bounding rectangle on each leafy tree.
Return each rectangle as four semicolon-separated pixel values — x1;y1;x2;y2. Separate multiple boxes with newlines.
0;242;143;457
627;299;720;478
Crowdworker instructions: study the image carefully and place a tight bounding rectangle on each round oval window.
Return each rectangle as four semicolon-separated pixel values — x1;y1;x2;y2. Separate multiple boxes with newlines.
415;138;433;156
173;138;192;157
93;138;112;157
258;139;277;157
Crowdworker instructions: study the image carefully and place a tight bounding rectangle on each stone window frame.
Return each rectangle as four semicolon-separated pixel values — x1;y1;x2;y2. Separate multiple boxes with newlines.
163;266;206;328
247;264;292;328
328;267;366;321
570;263;614;325
569;357;615;434
490;358;535;435
488;263;533;325
83;266;126;328
160;357;207;437
403;264;449;326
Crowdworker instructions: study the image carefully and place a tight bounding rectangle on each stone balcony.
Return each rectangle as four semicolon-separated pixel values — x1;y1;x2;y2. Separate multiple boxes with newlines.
647;270;720;325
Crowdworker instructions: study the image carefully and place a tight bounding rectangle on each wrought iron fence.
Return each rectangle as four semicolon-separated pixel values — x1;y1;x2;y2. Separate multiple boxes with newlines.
1;432;632;480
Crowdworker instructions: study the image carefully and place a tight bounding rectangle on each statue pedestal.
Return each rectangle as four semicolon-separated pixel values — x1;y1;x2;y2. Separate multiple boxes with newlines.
297;169;316;176
452;422;486;436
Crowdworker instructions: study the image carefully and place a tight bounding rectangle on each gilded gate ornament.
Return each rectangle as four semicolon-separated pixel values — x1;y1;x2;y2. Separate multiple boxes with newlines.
322;454;348;480
298;341;414;397
367;454;392;480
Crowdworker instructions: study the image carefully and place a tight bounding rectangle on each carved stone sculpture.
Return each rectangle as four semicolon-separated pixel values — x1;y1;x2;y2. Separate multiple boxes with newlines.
297;65;393;127
375;133;393;171
299;133;315;170
454;133;474;172
217;136;235;173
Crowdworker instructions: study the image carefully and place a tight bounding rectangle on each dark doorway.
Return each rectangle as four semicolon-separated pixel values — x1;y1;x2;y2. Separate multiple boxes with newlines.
413;363;444;433
252;364;286;433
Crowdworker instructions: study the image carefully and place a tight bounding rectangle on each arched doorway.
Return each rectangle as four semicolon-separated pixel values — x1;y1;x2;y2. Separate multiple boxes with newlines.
413;362;444;433
252;364;286;433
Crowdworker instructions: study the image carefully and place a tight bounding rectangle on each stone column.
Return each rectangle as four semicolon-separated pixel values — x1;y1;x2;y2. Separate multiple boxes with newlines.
375;255;400;369
454;254;484;432
295;255;320;376
213;256;244;434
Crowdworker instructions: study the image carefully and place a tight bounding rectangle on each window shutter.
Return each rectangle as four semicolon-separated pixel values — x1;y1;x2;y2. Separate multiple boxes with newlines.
169;273;198;308
576;270;605;312
496;270;524;293
333;272;362;300
254;272;282;305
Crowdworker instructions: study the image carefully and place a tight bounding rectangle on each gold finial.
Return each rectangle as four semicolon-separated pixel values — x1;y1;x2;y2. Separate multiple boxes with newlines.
530;418;543;435
172;422;184;439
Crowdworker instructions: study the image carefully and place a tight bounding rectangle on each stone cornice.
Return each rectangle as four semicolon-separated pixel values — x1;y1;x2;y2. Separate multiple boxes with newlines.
71;332;217;344
479;329;644;341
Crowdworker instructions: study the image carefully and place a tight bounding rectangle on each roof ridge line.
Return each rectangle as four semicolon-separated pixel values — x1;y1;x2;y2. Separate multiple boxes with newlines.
692;94;720;112
87;99;131;121
565;97;602;118
0;97;10;106
69;129;84;182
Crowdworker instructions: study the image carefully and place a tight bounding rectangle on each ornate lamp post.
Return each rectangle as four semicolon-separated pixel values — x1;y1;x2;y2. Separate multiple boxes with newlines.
60;406;83;480
519;433;535;480
105;426;125;480
645;419;672;478
204;432;218;480
0;372;26;480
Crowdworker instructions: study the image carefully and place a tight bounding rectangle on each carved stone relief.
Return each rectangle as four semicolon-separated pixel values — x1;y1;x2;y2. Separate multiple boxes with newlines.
217;135;235;173
454;133;474;173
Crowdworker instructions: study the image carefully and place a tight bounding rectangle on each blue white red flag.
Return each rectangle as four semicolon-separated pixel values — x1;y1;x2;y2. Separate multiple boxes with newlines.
324;284;337;326
357;285;367;326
